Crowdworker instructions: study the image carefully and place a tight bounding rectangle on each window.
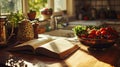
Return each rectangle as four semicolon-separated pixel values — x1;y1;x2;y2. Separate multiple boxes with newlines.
0;0;22;15
54;0;67;12
28;0;48;18
0;0;71;17
52;0;74;17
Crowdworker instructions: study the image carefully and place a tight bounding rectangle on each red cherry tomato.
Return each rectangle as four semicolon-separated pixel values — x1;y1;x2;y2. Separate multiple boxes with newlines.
100;28;106;32
101;30;108;35
107;35;113;39
105;27;113;32
96;30;101;36
89;29;96;35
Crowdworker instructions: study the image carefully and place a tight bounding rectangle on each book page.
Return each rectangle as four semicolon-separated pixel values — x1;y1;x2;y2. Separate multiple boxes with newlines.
38;38;75;54
15;37;53;49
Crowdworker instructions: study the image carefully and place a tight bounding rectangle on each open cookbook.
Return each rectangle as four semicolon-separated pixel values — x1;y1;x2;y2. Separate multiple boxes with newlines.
8;38;80;59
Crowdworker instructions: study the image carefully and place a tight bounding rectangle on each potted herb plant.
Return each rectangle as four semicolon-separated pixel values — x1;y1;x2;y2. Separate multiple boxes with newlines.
6;12;24;42
40;8;53;20
27;10;36;21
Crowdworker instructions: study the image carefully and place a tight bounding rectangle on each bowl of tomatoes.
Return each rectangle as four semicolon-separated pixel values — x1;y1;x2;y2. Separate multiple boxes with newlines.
73;25;119;49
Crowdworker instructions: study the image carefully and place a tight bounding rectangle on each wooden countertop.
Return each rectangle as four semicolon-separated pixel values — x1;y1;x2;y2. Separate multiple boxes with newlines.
0;41;120;67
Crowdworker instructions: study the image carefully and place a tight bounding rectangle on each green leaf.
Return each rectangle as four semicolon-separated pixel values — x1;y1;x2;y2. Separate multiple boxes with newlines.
73;25;88;36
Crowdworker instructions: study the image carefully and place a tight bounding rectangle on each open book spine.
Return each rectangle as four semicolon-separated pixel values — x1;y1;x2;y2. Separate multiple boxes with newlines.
8;45;35;54
35;45;80;59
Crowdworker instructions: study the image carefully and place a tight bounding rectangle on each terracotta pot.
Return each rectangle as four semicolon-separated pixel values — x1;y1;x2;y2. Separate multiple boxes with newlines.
27;11;36;21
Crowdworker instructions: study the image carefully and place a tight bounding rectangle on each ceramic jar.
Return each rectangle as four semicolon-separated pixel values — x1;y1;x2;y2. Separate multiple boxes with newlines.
17;19;34;42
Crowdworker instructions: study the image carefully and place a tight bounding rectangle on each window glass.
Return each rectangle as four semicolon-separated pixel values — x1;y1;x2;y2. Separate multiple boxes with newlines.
0;0;22;15
54;0;67;12
28;0;47;18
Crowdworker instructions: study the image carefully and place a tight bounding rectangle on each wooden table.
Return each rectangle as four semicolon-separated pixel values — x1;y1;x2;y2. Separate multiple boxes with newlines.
0;39;120;67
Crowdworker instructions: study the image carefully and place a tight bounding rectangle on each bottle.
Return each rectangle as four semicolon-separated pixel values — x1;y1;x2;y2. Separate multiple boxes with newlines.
33;22;39;39
0;18;6;46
